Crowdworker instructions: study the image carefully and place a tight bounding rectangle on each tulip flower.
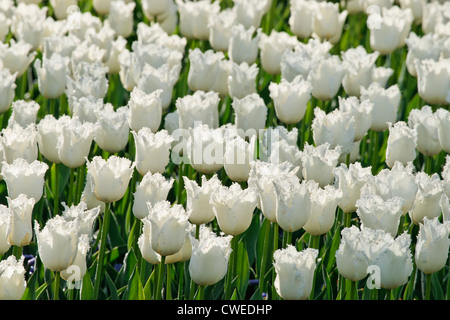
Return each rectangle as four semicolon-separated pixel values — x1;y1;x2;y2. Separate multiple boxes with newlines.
422;1;447;34
301;143;341;188
233;0;269;29
183;174;221;225
60;234;90;283
104;36;127;75
70;96;105;124
268;139;303;179
132;172;174;220
80;171;106;214
385;121;417;169
66;61;109;102
338;96;373;142
93;104;130;154
49;0;77;19
228;25;261;65
224;135;257;182
138;217;162;265
35;215;79;272
269;75;312;125
259;127;299;163
176;0;220;40
34;53;68;99
0;12;10;43
7;100;40;129
166;224;194;264
5;194;35;247
436;108;450;153
289;0;318;39
0;256;26;300
405;33;441;77
232;93;268;137
415;217;450;275
176;91;219;130
333;162;373;214
407;106;441;157
86;155;134;204
208;8;235;52
303;184;343;236
0;205;11;254
360;83;401;132
57;117;95;169
135;22;187;54
227;62;259;100
188;226;232;286
259;30;298;75
307;55;345;101
372;66;394;88
61;202;100;238
210;183;258;236
443;156;450;199
0;40;36;77
37;115;71;164
416;58;450;106
107;0;135;38
0;69;17;114
273;246;319;300
127;88;162;133
10;3;47;50
0;124;38;164
312;2;348;44
409;172;444;225
146;200;190;256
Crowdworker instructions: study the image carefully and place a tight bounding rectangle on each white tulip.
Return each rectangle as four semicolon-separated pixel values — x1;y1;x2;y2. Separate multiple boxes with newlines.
61;202;100;238
228;25;261;65
224;135;256;182
127;88;162;133
176;91;219;130
5;194;35;247
415;58;450;106
289;0;318;39
0;124;38;164
408;106;441;157
93;105;129;154
208;8;236;52
176;0;220;40
34;53;68;99
37;115;70;164
409;172;444;225
107;0;135;38
70;96;105;124
11;3;47;50
436;108;450;153
66;61;109;101
0;69;17;114
312;2;348;44
301;143;341;188
0;205;11;254
232;93;267;137
307;55;345;101
0;40;36;77
228;62;259;100
259;30;298;75
385;121;417;168
80;171;105;214
338;96;373;142
0;256;26;300
60;234;90;282
405;32;441;77
7;100;40;129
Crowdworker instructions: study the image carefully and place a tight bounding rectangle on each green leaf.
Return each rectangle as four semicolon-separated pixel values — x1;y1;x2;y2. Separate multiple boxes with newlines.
235;240;250;299
80;270;94;300
143;267;156;300
105;272;119;300
321;264;333;300
230;289;238;300
326;227;341;274
35;278;53;300
124;267;144;300
431;272;444;300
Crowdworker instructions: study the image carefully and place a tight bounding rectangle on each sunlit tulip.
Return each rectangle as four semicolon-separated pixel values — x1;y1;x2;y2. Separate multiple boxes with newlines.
86;155;134;203
269;75;312;125
385;121;417;168
166;224;195;264
208;8;235;52
303;184;343;236
259;30;298;75
307;55;345;100
210;183;257;236
66;61;109;102
405;33;441;77
176;0;220;40
409;172;444;225
267;139;303;179
232;93;267;137
10;3;47;50
273;246;318;300
422;1;447;34
60;234;90;282
136;22;187;54
94;104;129;154
34;53;68;99
443;156;450;199
224;135;256;182
228;62;259;100
333;162;373;214
7;100;40;129
436;108;450;153
188;226;232;286
35;215;79;272
138;217;161;265
5;194;35;247
372;66;394;88
104;36;127;75
49;0;77;20
312;2;347;44
0;205;11;254
80;171;105;214
415;217;450;275
228;25;261;65
146;200;189;256
1;159;48;203
301;143;341;188
0;69;17;114
57;117;95;169
416;58;450;106
70;96;104;124
233;0;268;29
407;106;441;157
360;83;401;132
107;0;135;38
127;88;162;133
61;202;100;238
338;96;373;142
176;91;219;130
1;124;38;164
0;40;36;77
0;256;26;300
37;115;69;164
289;0;318;39
132;172;174;220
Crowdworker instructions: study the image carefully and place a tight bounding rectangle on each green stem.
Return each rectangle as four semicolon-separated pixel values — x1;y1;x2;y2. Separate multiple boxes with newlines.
425;273;432;300
53;272;61;300
371;131;379;175
196;285;205;300
67;167;75;206
156;256;166;300
225;236;238;299
271;223;279;300
177;262;185;300
166;263;172;300
385;289;392;300
53;163;59;216
309;234;320;250
344;212;352;229
195;224;200;240
346;281;357;300
259;219;271;293
93;202;111;300
75;165;85;204
13;246;22;260
424;156;433;175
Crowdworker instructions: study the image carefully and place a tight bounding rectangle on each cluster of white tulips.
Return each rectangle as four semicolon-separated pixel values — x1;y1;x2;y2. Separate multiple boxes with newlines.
0;0;449;301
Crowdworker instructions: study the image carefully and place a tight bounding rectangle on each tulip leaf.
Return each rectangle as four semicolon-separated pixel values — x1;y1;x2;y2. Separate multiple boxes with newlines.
123;267;144;300
80;271;94;300
143;268;156;300
321;264;333;300
230;289;238;300
105;272;119;300
326;227;341;274
235;240;250;299
115;248;138;288
431;273;444;300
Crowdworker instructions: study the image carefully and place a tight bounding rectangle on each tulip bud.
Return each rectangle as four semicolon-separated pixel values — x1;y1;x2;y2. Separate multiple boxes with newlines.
57;117;95;169
409;172;444;225
259;31;298;75
7;100;40;129
1;159;48;203
307;55;345;101
415;217;450;275
146;201;189;256
132;172;174;220
176;91;219;130
407;106;441;157
0;205;11;254
385;121;417;168
301;143;341;188
60;234;90;282
94;104;130;154
224;135;256;182
210;183;257;236
232;93;268;137
228;25;261;65
269;75;312;125
228;62;259;100
0;256;26;300
0;124;38;164
176;0;220;40
127;88;163;133
303;184;343;236
0;40;36;77
312;2;348;44
37;115;71;164
312;108;356;156
35;216;79;272
132;128;173;176
416;58;450;106
34;53;68;99
289;0;318;39
61;202;100;238
188;226;232;286
86;155;135;203
0;69;17;114
273;246;318;300
5;194;35;247
360;83;401;132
